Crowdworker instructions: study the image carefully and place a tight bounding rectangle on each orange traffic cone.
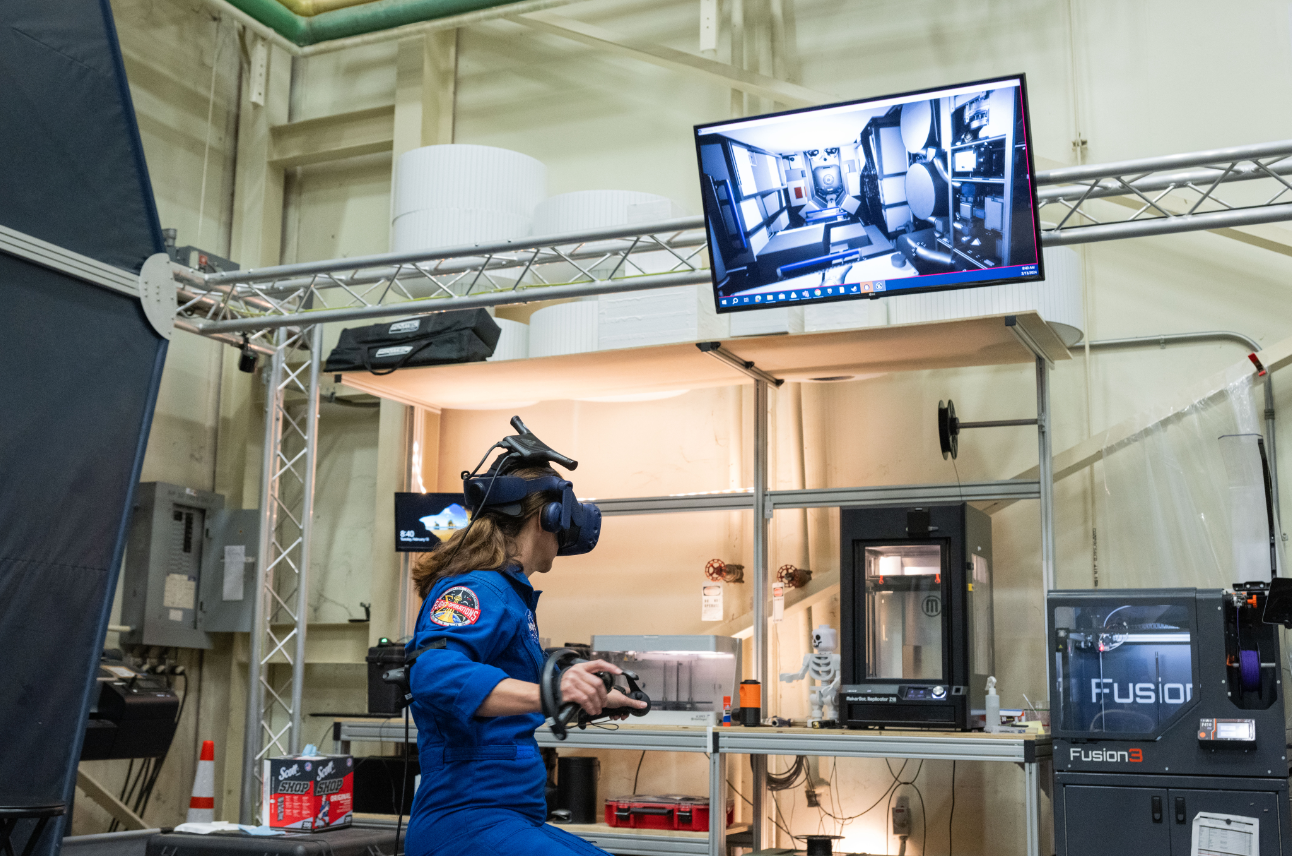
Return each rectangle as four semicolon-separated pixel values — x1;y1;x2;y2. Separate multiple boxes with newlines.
187;740;216;823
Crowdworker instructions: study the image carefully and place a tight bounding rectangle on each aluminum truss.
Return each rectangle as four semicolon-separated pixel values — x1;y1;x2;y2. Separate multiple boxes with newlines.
1037;139;1292;245
238;325;322;824
174;218;712;344
174;140;1292;348
195;140;1292;821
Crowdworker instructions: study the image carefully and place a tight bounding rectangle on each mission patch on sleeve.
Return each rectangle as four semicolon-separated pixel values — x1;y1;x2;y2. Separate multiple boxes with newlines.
429;585;482;627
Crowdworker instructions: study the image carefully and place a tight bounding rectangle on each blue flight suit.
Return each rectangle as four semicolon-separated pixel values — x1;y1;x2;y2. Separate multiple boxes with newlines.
404;568;608;856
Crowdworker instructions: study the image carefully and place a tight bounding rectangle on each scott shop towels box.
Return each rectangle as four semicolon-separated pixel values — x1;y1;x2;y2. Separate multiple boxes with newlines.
262;754;354;831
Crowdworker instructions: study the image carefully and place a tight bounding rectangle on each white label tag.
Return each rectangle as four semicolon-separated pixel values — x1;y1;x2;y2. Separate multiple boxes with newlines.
168;608;184;622
163;573;196;609
701;583;723;622
772;582;784;622
223;545;247;601
388;320;420;334
1191;812;1258;856
104;665;136;679
374;345;414;359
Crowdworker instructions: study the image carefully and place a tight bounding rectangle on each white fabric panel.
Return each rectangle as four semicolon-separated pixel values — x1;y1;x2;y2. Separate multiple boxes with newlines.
740;198;763;228
748;226;770;255
529;301;599;358
772;211;790;232
846;172;862;197
530;190;683;237
486;318;529;362
733;146;759;195
884;205;912;232
881;176;907;203
392;144;546;219
841;196;861;216
878;126;908;175
886;246;1084;345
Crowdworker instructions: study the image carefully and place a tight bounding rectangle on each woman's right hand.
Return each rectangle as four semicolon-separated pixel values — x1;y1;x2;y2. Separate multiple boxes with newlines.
559;659;621;716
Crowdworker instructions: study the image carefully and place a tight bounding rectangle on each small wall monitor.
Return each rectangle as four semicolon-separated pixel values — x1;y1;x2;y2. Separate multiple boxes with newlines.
694;74;1043;312
394;492;468;552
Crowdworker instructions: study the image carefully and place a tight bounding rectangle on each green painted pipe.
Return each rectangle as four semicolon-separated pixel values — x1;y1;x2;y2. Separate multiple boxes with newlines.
225;0;521;46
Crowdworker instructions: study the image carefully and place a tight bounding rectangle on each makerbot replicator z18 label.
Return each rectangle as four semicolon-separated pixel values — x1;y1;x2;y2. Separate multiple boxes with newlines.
845;694;897;704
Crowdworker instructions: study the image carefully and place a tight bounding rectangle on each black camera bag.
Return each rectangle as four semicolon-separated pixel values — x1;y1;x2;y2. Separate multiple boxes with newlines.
324;310;501;375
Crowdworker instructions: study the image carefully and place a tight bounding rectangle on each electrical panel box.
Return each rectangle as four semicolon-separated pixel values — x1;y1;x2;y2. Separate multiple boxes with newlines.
120;482;257;648
199;508;259;633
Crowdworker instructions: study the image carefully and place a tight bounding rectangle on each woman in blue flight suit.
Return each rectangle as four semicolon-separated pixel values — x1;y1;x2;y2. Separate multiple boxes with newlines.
404;464;645;856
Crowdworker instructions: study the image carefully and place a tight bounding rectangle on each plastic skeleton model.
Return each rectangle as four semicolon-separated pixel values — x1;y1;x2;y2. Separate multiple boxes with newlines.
780;625;842;723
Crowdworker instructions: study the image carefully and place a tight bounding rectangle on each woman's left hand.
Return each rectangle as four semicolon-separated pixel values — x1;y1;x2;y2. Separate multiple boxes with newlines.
604;689;649;721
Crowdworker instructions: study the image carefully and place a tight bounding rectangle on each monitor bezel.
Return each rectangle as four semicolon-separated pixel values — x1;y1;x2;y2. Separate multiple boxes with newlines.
692;73;1045;315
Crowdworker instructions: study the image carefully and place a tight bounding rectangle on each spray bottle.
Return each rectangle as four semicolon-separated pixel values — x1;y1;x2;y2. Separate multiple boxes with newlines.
985;676;1000;728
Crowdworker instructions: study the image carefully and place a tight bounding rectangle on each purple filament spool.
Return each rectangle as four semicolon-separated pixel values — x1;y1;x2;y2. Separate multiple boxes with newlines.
1238;648;1261;691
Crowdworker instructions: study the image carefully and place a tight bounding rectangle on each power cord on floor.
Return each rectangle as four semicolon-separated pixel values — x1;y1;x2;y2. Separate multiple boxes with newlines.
883;759;925;856
632;751;646;794
726;779;795;839
948;760;957;856
394;707;409;856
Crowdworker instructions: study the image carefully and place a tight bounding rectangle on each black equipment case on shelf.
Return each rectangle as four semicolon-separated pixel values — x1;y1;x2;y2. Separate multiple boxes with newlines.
365;642;408;715
147;825;401;856
324;311;501;375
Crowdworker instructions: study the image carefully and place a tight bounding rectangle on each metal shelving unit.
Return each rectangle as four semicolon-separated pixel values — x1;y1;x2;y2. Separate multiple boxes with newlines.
157;138;1292;834
334;721;726;856
332;720;1050;856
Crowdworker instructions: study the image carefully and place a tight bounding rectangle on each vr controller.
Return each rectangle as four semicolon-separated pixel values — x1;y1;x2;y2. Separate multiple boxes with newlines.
463;417;601;556
540;648;652;740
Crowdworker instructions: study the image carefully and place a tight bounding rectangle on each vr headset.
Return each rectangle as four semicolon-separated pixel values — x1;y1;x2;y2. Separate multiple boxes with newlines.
461;416;601;556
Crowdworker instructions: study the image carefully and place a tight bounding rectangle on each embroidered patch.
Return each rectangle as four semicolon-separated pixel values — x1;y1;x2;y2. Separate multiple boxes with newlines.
429;586;482;627
527;610;540;643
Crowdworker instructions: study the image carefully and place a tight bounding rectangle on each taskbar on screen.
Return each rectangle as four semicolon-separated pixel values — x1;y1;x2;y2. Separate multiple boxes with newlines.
717;262;1040;309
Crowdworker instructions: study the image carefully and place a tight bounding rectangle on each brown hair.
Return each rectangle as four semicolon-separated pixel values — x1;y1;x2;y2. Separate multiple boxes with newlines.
412;466;562;600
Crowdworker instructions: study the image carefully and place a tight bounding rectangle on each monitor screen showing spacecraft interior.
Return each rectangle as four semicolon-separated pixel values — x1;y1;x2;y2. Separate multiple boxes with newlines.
694;75;1044;312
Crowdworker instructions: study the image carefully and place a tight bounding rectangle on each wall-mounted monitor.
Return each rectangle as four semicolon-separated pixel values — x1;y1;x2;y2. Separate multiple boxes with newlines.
694;74;1043;312
395;492;469;552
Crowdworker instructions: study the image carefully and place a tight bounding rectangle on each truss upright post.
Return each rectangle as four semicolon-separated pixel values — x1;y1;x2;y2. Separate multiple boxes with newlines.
1036;356;1055;592
750;378;770;848
289;328;323;751
239;326;322;821
241;331;285;823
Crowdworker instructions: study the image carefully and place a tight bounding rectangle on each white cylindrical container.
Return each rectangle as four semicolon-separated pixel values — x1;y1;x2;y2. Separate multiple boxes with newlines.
887;246;1084;346
531;189;683;238
729;306;805;337
487;318;529;362
390;209;533;254
389;145;547;298
392;144;546;221
528;301;599;358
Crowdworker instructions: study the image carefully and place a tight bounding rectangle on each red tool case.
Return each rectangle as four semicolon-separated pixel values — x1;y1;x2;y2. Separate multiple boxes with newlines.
603;795;734;832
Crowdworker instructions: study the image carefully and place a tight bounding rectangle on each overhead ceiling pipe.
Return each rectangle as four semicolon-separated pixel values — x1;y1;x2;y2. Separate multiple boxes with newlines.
276;0;382;17
203;0;577;52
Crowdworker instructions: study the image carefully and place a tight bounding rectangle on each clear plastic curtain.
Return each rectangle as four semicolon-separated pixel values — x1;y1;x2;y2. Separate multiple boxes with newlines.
1097;364;1281;589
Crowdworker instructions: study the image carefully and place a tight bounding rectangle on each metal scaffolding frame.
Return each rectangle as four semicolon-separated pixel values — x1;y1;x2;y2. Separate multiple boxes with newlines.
238;325;322;823
176;140;1292;825
1037;140;1292;244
